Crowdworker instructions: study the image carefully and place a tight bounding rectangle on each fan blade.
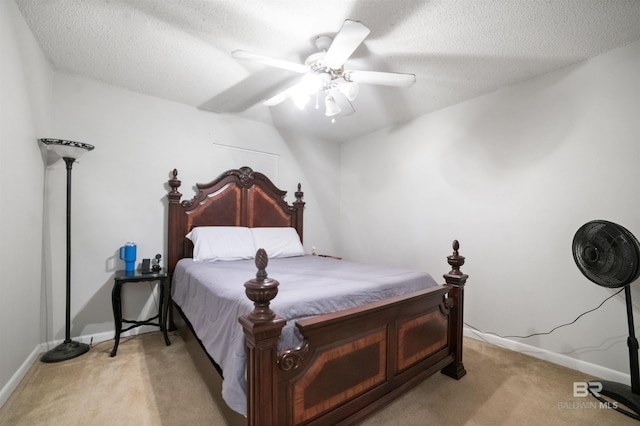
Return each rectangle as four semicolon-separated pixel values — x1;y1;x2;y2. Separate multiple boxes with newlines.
263;82;303;106
232;50;309;73
345;70;416;87
324;19;370;69
263;79;319;110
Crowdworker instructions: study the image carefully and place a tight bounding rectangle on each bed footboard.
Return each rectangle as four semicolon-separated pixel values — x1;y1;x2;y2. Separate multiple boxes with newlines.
240;243;468;426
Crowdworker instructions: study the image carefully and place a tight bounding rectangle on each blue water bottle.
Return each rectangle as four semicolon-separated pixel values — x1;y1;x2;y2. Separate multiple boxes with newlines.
119;242;137;272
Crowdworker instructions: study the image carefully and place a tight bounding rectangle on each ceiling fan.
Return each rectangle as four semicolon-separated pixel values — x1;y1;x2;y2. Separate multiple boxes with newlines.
231;19;416;119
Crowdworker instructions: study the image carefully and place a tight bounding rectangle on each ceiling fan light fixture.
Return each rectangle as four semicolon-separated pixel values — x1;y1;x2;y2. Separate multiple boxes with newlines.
324;95;341;116
292;92;310;110
339;81;359;101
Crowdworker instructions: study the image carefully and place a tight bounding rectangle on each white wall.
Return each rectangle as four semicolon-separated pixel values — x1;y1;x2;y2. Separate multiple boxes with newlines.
340;40;640;378
42;73;340;343
0;0;52;404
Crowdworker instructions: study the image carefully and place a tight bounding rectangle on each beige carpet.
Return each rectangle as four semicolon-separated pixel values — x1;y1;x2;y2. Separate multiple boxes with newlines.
0;332;636;425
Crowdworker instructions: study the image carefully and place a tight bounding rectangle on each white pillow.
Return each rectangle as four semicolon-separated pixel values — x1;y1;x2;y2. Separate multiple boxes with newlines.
251;227;305;259
186;226;256;262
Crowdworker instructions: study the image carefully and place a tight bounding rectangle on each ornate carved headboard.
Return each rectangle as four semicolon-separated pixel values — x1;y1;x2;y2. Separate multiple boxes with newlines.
166;167;305;274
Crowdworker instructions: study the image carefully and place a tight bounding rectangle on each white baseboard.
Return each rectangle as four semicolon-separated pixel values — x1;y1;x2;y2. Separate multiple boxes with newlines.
464;326;631;385
0;344;42;409
0;325;158;409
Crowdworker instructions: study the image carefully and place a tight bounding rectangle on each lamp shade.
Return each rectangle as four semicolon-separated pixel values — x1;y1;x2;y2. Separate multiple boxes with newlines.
324;96;341;117
39;138;94;160
339;81;359;101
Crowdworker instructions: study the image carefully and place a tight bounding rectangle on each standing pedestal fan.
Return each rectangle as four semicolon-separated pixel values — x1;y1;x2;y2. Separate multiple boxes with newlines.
573;220;640;420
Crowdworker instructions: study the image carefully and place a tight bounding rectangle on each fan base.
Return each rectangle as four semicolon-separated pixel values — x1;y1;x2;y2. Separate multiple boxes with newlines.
40;340;90;363
590;380;640;421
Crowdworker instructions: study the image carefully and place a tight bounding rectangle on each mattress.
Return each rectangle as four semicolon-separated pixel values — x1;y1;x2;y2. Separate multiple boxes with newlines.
171;254;439;416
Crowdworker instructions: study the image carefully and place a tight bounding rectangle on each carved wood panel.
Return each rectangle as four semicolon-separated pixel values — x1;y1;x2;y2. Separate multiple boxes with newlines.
292;329;387;424
186;184;241;228
396;309;448;371
247;186;292;228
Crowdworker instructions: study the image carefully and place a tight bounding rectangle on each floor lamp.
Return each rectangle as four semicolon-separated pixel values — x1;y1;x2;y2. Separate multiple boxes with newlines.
39;138;94;363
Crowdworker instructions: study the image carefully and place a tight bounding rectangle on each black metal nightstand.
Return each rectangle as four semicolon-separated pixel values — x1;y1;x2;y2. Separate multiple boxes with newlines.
110;270;171;357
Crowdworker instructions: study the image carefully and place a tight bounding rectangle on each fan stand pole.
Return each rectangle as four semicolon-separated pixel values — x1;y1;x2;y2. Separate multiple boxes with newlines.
625;285;640;394
590;285;640;420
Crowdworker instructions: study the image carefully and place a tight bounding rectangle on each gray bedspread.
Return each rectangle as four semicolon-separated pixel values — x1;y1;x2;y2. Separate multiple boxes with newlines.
171;255;439;416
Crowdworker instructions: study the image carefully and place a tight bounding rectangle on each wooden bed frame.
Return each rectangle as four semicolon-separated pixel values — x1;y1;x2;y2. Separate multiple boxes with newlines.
166;167;468;425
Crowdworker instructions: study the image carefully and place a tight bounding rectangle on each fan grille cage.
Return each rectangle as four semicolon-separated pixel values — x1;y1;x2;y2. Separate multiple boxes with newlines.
573;220;640;288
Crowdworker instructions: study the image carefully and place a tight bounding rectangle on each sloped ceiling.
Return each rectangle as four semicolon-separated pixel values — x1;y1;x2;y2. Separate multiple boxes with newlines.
14;0;640;142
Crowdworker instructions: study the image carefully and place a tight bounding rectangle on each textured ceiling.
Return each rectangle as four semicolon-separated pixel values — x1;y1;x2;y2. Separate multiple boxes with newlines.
14;0;640;142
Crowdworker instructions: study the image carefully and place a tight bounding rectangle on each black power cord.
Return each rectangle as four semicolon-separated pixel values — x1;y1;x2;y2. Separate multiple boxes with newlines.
465;287;625;339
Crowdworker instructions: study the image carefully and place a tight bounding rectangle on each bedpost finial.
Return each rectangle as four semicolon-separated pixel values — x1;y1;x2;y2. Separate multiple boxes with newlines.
295;183;304;204
446;240;466;276
168;168;182;202
255;248;269;279
244;249;279;321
